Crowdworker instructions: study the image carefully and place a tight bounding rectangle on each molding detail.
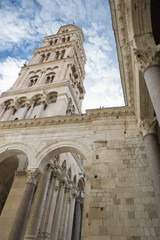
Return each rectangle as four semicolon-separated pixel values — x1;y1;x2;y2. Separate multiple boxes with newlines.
139;118;157;137
0;106;134;129
133;45;160;72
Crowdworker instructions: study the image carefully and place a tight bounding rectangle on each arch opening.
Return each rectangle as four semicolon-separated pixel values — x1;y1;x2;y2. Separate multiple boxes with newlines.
33;145;86;240
0;150;28;215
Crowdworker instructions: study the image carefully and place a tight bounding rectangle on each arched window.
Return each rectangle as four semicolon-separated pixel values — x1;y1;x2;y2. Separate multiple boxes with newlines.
60;50;65;59
66;98;75;115
45;53;51;61
55;51;59;60
28;77;38;87
45;73;55;84
62;37;65;42
39;54;45;63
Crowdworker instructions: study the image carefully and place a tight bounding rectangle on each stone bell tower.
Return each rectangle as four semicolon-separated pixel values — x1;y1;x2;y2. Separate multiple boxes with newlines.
0;24;86;121
0;25;86;240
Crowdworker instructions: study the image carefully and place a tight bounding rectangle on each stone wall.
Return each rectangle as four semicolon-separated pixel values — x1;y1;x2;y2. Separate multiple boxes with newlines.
87;139;160;240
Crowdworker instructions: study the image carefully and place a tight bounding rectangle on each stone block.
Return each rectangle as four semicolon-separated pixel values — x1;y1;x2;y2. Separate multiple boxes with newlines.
155;228;160;237
126;198;134;205
128;211;135;219
99;227;108;236
148;210;158;219
88;220;99;236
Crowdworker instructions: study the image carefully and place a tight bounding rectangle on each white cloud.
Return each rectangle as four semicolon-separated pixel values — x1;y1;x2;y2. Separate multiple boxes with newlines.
0;0;125;112
0;57;25;94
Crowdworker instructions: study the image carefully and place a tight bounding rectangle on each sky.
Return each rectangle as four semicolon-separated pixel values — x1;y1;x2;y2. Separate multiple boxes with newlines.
0;0;125;112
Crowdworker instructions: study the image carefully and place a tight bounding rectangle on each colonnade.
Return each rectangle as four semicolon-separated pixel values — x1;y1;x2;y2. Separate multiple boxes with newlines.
8;163;84;240
137;48;160;221
0;92;58;121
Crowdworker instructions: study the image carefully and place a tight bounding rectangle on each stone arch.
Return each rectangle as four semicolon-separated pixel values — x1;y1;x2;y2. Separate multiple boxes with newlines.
0;142;36;166
34;139;91;170
0;98;15;121
31;94;43;107
16;96;28;108
77;177;85;190
0;142;34;215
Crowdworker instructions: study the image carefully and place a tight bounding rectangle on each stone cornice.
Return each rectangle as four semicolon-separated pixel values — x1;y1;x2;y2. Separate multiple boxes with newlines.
35;42;73;54
0;106;134;130
139;118;157;136
0;80;75;99
109;0;135;112
133;45;160;72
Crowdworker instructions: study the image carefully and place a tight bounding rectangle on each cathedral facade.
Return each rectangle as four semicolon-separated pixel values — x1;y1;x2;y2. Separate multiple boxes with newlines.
0;1;160;239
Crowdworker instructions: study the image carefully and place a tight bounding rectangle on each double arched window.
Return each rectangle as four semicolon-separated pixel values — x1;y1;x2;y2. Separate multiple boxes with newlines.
28;76;38;87
45;73;55;84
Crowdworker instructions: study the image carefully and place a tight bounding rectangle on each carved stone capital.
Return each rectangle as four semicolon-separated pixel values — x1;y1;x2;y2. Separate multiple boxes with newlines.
133;45;160;72
139;118;157;137
26;169;41;184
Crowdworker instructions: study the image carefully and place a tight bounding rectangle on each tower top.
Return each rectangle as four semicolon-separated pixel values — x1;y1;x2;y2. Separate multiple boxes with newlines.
0;24;86;121
44;24;85;44
57;24;85;41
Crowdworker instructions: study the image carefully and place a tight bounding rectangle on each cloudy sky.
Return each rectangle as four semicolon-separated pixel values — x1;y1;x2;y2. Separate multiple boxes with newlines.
0;0;124;112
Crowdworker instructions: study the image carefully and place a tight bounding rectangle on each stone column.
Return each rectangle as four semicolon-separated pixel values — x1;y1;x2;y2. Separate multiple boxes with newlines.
134;47;160;125
72;194;82;240
144;65;160;125
24;166;51;240
1;105;15;121
58;185;70;240
20;103;30;120
8;170;39;240
139;119;160;221
51;178;66;240
66;191;76;240
37;170;59;240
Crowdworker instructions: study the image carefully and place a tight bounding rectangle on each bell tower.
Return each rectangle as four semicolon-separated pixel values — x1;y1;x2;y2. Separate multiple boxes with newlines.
0;24;86;121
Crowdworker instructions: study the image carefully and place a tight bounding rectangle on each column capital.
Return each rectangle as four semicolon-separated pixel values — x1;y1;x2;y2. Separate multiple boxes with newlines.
133;45;160;72
26;169;41;184
139;118;157;137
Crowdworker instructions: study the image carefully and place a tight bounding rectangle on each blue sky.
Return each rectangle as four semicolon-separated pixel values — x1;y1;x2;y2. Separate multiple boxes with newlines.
0;0;124;112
